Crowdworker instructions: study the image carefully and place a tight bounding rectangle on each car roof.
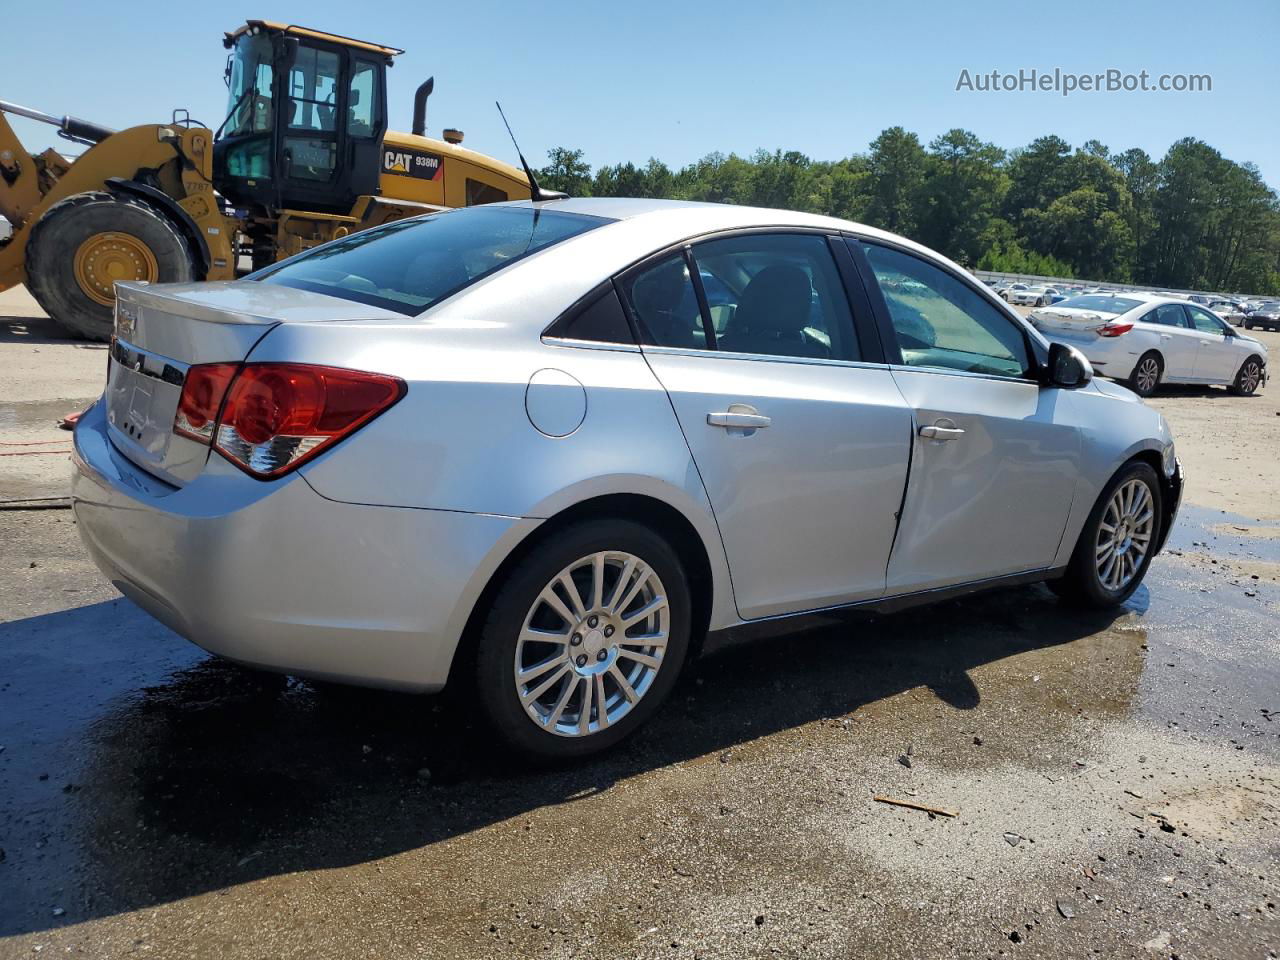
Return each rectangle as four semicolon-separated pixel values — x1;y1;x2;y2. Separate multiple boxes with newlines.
498;197;964;270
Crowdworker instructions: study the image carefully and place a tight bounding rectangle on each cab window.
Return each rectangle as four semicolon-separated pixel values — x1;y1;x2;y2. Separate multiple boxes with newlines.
466;179;509;206
347;59;381;138
288;47;340;131
862;242;1031;378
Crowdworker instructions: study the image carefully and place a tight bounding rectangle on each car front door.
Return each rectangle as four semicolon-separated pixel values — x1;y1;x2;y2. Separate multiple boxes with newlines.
621;233;912;620
853;239;1081;593
1185;306;1239;382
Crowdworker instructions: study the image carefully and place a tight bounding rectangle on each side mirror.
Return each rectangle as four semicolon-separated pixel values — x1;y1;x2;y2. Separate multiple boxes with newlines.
1045;341;1093;389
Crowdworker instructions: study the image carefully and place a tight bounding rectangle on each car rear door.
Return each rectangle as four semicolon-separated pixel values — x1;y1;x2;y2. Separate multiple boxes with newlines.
1141;303;1198;379
851;239;1081;593
622;232;912;620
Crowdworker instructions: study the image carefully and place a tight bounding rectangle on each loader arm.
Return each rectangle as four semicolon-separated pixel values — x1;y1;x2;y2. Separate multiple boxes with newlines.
0;120;235;294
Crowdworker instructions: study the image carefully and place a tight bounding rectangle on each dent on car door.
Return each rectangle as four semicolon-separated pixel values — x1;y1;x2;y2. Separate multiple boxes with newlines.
854;240;1082;593
621;233;912;620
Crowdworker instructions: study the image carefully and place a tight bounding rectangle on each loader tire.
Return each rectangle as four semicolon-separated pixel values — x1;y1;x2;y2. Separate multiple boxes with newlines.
26;191;197;342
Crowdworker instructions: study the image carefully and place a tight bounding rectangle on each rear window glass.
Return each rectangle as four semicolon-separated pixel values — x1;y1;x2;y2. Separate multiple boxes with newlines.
256;206;610;315
1056;295;1142;313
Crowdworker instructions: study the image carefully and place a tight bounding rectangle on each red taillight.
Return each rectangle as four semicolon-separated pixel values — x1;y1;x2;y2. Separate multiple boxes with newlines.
174;363;238;442
1096;322;1134;337
174;362;405;478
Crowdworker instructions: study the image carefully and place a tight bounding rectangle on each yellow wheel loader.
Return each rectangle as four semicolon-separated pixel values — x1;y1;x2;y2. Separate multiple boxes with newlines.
0;21;532;340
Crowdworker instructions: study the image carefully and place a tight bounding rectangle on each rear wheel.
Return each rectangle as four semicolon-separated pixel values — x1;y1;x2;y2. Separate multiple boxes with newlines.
474;519;692;760
1051;461;1163;608
1128;352;1162;397
26;191;197;341
1230;356;1264;396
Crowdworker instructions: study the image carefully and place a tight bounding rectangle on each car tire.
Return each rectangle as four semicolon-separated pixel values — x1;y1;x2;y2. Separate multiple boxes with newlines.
1230;356;1264;396
1127;352;1163;398
26;191;198;341
473;519;692;760
1050;461;1163;608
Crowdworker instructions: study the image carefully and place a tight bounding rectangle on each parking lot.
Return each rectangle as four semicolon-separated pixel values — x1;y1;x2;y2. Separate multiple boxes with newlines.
2;287;1278;959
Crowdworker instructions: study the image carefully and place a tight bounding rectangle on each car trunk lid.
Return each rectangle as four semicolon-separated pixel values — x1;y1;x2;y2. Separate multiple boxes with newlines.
1027;306;1117;339
106;281;406;486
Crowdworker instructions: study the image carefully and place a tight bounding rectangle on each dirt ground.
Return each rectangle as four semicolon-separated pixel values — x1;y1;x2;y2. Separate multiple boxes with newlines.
1;289;1278;959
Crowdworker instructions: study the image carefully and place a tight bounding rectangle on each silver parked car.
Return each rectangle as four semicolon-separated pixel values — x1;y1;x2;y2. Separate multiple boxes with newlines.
1028;293;1267;397
72;199;1183;758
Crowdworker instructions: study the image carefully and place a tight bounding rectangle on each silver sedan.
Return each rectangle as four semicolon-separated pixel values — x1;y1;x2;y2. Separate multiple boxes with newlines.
72;199;1183;758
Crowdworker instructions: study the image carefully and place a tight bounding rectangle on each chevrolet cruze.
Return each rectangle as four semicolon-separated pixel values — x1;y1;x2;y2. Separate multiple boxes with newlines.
72;199;1183;758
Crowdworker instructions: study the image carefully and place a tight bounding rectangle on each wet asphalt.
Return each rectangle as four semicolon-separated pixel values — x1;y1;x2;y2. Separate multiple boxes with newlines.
0;502;1277;958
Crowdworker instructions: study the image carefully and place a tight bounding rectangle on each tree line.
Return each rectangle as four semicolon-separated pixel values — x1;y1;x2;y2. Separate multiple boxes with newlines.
538;130;1280;295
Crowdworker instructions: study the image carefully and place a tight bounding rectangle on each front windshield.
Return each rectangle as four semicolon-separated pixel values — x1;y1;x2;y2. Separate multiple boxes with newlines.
256;207;612;315
223;33;275;138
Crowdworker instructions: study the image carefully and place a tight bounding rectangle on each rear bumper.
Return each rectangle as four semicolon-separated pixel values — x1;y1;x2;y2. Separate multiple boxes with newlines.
1038;330;1132;373
71;400;538;691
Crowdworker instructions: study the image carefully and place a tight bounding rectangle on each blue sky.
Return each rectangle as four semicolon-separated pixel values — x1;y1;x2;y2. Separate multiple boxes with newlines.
5;0;1278;188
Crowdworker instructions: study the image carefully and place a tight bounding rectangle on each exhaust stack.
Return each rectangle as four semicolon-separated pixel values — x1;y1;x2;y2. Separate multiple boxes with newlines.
411;78;434;137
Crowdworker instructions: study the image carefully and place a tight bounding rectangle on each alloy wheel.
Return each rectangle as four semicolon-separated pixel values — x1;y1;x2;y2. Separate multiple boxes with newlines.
1240;360;1262;394
1135;358;1160;394
514;551;669;737
1094;479;1155;592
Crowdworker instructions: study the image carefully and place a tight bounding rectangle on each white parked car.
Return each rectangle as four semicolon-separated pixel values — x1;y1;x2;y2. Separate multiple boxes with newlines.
1008;285;1052;306
1029;293;1267;397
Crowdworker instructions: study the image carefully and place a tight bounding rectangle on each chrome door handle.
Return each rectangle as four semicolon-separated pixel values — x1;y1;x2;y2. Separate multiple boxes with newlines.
919;424;965;441
1199;340;1211;345
707;411;772;429
1160;334;1172;340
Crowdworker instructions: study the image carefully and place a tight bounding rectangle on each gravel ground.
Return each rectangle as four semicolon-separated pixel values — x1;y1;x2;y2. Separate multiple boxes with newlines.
1;290;1277;959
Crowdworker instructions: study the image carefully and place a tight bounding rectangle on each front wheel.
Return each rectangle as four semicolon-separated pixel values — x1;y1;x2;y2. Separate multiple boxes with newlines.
1230;356;1264;396
1051;462;1163;607
474;519;692;760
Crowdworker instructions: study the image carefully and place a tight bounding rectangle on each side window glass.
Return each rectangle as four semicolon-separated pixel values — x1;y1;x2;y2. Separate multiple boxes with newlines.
347;60;379;138
546;286;635;345
620;253;706;350
690;233;859;361
1148;304;1185;327
288;47;340;131
1187;306;1224;334
465;179;509;206
862;243;1030;378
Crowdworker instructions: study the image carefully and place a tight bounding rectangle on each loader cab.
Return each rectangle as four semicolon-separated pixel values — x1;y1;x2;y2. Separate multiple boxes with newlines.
213;22;397;215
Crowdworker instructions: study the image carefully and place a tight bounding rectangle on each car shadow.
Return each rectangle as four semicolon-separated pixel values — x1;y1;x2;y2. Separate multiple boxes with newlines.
0;583;1134;935
1152;384;1255;400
